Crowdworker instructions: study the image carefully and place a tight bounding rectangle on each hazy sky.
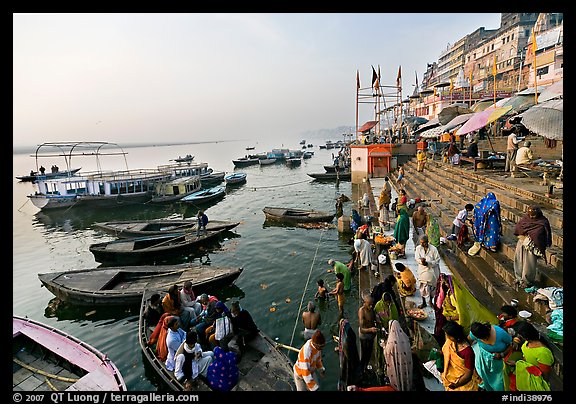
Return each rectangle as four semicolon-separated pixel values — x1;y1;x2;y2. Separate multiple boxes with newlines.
13;13;502;147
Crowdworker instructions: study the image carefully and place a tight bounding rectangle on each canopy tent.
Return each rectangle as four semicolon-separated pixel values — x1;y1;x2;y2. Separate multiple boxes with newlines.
537;79;563;103
357;121;378;133
419;125;446;139
455;106;512;136
438;103;473;125
487;94;536;116
412;118;440;135
472;98;505;112
443;113;474;131
518;99;563;140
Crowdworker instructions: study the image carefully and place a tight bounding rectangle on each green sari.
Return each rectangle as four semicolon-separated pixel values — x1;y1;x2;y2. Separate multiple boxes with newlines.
515;342;554;391
393;207;410;246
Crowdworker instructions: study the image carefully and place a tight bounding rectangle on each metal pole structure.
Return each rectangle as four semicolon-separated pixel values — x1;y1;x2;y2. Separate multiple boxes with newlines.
356;70;359;142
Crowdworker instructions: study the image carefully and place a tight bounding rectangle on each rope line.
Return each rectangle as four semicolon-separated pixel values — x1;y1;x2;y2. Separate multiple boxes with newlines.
251;179;311;190
288;226;327;349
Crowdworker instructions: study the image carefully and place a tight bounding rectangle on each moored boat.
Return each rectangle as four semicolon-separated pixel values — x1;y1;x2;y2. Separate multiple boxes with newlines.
38;264;243;306
89;229;229;266
262;206;335;223
16;167;82;182
13;315;127;391
180;186;226;205
138;289;295;391
224;172;247;185
232;157;259;168
307;171;351;180
93;218;240;238
258;158;277;165
172;154;194;163
285;157;302;167
151;176;202;203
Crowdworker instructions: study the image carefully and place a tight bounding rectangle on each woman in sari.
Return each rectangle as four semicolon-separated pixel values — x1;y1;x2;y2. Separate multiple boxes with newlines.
513;206;552;289
441;321;480;391
506;321;554;391
337;318;362;391
350;209;363;234
468;321;512;391
392;206;410;257
472;192;502;252
383;319;413;391
393;262;416;297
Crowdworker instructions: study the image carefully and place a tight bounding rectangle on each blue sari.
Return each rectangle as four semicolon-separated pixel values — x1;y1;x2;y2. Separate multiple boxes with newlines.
473;192;502;251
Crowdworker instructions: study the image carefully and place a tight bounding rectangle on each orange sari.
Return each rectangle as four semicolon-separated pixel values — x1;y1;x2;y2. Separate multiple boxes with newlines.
441;339;481;391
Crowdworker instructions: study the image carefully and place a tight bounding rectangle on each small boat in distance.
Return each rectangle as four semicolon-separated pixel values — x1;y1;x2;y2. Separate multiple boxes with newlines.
38;264;243;306
285;157;302;167
262;207;335;223
225;172;247;185
139;289;295;391
232;157;260;168
172;154;194;163
245;146;256;150
13;315;127;391
93;218;240;238
16;167;82;182
180;186;226;205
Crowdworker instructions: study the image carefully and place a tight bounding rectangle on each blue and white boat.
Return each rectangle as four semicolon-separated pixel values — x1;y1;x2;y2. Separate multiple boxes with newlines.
224;172;247;185
180;186;225;205
27;142;171;210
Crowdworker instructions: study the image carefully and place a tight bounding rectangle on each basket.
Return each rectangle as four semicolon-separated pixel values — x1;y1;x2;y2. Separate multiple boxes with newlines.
406;308;428;321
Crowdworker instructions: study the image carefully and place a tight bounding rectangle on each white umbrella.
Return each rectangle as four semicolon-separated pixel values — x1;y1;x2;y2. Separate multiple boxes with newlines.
519;99;563;140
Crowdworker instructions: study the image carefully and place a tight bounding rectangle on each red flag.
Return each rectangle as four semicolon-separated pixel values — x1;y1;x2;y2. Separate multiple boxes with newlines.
396;66;402;91
371;66;378;89
356;70;360;91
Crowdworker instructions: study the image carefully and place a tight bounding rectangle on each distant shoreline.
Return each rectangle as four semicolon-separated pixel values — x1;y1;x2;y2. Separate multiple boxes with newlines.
12;139;242;155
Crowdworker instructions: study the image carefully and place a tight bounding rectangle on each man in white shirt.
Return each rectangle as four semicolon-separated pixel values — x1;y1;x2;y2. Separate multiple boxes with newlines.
448;204;474;240
512;141;534;178
414;235;440;308
505;127;521;172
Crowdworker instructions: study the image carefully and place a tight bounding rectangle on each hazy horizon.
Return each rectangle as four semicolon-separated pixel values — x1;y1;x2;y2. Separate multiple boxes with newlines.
14;13;502;147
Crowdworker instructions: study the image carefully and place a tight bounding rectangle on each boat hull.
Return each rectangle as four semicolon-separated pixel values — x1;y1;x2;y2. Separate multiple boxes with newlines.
262;207;334;223
89;230;228;266
13;315;127;391
93;219;240;238
38;265;243;306
307;171;351;180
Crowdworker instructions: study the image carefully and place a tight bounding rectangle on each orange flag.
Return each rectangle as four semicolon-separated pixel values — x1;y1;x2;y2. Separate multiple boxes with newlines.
492;55;497;77
449;77;454;95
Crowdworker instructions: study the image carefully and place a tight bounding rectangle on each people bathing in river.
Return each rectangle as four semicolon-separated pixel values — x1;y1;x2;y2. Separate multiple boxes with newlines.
327;259;351;291
302;301;322;340
357;293;378;372
315;279;328;301
329;272;345;320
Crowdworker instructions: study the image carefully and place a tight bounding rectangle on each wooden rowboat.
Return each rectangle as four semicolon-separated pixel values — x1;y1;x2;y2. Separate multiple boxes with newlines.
37;264;243;306
13;315;127;391
138;289;295;391
89;229;228;266
262;207;334;223
307;171;351;180
93;218;240;238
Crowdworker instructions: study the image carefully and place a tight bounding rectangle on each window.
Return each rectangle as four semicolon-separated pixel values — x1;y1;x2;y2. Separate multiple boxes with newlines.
537;66;549;77
512;33;514;40
491;44;494;50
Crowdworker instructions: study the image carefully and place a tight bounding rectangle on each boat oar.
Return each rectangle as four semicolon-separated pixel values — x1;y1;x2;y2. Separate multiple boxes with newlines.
275;342;300;353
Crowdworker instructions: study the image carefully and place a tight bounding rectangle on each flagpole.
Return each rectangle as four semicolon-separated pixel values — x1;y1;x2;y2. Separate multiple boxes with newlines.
356;70;359;143
493;55;497;107
397;66;403;142
532;30;538;105
469;69;473;108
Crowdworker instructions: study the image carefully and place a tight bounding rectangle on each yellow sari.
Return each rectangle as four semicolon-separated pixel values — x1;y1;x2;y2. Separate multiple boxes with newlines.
441;340;481;391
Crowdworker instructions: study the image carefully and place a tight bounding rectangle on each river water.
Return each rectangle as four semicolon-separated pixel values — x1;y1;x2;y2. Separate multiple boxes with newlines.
13;137;362;391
